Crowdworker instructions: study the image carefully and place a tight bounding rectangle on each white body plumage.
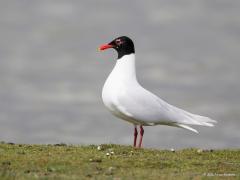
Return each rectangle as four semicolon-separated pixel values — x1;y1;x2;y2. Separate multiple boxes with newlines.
102;54;216;133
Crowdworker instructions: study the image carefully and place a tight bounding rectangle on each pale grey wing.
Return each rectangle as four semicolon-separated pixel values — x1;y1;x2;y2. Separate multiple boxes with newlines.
116;85;216;127
115;86;177;124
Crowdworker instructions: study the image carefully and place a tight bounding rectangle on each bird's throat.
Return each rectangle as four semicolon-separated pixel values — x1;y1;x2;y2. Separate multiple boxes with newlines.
113;54;137;82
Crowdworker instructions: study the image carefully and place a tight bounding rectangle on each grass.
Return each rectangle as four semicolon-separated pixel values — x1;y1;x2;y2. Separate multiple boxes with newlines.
0;142;239;179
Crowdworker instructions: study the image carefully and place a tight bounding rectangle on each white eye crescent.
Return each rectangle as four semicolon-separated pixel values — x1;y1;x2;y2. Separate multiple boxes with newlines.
115;39;122;45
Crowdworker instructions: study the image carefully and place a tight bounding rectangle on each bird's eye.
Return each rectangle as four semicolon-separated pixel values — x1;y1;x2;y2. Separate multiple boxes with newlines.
115;39;122;45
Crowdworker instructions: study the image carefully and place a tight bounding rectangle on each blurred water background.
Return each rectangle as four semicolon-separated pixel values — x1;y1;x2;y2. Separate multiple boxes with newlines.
0;0;239;149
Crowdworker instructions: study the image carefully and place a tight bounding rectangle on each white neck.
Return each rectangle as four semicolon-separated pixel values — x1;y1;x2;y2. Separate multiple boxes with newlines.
112;53;137;82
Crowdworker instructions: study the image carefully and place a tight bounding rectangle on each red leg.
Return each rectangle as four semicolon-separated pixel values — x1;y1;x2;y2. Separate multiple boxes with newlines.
138;125;144;148
133;125;138;147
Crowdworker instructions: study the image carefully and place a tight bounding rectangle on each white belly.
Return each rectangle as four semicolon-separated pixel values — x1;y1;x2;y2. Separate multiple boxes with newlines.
101;54;145;124
102;76;140;124
102;78;125;116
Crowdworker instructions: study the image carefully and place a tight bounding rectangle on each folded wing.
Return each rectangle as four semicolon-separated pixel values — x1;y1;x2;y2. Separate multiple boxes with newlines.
115;84;216;132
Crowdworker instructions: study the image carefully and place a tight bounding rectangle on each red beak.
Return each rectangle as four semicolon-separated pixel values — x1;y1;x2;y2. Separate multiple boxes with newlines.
98;44;114;51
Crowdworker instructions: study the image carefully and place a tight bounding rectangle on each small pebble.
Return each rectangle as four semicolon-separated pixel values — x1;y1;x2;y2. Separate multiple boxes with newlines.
97;146;102;151
33;174;39;178
105;166;115;175
108;166;114;171
170;148;175;152
197;149;203;153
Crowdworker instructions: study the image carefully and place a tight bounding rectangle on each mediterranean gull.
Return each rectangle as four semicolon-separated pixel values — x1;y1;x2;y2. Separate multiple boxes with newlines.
99;36;216;148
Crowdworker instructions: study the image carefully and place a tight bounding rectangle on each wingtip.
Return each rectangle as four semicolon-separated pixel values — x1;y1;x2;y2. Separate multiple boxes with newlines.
176;124;199;134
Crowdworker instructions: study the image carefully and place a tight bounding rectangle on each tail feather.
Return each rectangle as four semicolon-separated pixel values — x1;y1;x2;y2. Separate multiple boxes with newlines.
177;109;217;127
188;114;217;127
172;109;217;133
168;103;217;127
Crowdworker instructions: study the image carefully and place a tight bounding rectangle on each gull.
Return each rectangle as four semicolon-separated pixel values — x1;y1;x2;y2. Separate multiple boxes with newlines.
99;36;216;148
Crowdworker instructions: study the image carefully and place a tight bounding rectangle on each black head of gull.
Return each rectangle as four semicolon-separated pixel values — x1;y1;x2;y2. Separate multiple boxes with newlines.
99;36;135;59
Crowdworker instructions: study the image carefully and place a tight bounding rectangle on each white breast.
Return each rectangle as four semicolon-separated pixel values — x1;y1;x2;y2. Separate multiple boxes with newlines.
102;54;138;122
